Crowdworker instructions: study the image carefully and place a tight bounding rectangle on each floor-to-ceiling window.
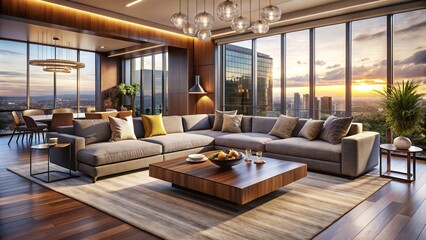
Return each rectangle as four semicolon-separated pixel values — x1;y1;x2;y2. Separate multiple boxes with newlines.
315;24;346;119
0;39;98;134
256;35;281;117
393;9;426;151
122;52;168;116
224;40;253;115
351;16;387;142
0;40;27;134
286;30;310;118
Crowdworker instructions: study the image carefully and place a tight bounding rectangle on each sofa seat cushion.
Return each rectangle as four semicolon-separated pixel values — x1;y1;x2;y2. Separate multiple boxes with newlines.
188;130;231;139
78;140;162;166
142;133;214;153
265;137;341;163
215;133;279;151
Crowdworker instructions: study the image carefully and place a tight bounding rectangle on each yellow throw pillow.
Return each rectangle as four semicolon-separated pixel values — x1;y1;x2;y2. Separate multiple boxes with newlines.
141;114;167;138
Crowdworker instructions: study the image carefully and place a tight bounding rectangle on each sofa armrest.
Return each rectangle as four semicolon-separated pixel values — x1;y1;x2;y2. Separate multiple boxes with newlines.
341;131;380;177
46;132;85;171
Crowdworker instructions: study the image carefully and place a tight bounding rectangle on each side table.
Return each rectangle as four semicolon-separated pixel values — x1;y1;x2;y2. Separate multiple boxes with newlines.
379;143;423;182
30;143;79;182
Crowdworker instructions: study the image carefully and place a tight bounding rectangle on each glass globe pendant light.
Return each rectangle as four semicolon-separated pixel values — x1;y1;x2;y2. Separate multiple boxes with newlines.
182;0;197;36
195;0;214;30
231;0;249;33
261;0;282;23
217;0;239;22
251;0;269;34
197;29;212;42
251;19;269;34
170;0;188;29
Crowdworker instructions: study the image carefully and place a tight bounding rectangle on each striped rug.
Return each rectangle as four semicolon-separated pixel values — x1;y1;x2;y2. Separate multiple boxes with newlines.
8;163;389;240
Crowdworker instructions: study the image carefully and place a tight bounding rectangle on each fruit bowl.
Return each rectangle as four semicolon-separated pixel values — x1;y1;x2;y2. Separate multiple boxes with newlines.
208;150;246;168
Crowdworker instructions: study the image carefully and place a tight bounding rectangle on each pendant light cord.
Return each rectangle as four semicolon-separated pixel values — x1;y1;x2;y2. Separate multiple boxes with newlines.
204;0;206;12
179;0;182;13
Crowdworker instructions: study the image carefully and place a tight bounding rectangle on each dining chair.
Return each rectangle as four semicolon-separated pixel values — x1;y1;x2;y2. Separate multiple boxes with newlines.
8;111;29;145
117;110;133;118
50;113;74;132
85;111;118;120
52;108;74;114
23;109;45;116
22;116;48;144
85;106;96;113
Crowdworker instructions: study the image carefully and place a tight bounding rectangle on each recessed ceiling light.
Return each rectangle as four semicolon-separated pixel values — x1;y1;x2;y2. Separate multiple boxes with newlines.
99;46;106;49
126;0;143;7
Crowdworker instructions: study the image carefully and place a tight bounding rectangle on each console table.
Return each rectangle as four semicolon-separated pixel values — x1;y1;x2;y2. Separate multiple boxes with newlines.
379;144;423;182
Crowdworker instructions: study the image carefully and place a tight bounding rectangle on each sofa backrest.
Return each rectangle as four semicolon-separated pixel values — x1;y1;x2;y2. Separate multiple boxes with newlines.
133;118;145;139
182;114;210;131
252;116;278;134
163;116;184;133
73;119;111;144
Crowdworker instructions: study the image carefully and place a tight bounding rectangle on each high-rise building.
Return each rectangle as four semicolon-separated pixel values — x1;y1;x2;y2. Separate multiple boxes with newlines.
294;92;301;117
321;96;332;115
314;97;320;119
224;44;273;115
302;94;310;118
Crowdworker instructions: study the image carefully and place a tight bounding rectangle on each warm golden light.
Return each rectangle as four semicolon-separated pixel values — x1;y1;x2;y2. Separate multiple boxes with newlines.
126;0;143;7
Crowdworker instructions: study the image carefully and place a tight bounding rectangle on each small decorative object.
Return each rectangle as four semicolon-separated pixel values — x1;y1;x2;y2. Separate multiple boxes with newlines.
188;154;205;161
208;149;245;167
117;83;140;116
48;137;58;145
376;80;425;150
245;148;252;162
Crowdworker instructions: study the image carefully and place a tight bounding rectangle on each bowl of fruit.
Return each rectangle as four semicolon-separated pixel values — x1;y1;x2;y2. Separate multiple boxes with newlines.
208;149;246;168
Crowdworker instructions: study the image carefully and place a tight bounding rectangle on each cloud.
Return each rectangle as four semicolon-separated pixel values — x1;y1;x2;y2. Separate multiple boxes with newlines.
326;64;341;69
0;71;26;77
394;65;426;78
321;67;345;81
286;75;309;87
400;50;426;65
395;21;426;34
360;58;370;62
0;50;22;55
353;31;385;41
315;60;326;66
297;61;307;65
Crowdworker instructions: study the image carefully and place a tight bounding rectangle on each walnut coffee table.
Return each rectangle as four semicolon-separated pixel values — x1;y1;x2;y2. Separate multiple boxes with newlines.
149;151;307;205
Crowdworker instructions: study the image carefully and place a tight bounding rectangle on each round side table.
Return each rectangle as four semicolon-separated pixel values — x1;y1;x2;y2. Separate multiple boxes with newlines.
30;143;78;182
379;144;423;182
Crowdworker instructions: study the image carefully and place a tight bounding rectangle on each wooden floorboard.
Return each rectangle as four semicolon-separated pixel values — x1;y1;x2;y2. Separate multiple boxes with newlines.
1;135;425;239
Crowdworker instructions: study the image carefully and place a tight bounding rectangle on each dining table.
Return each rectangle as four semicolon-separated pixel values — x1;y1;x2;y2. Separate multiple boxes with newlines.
31;113;86;123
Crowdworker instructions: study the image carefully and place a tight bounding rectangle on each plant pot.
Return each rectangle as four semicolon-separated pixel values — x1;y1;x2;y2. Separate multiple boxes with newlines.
393;136;412;150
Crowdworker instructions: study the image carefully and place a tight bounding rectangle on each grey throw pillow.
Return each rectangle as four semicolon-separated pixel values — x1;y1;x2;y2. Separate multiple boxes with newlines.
73;119;111;145
109;116;137;142
298;119;325;140
222;114;243;133
212;110;237;131
319;115;353;144
269;115;299;139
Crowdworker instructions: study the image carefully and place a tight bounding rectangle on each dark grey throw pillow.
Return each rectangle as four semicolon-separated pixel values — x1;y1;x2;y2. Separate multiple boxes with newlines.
319;116;353;144
298;119;325;140
269;115;299;139
212;110;237;131
73;119;111;145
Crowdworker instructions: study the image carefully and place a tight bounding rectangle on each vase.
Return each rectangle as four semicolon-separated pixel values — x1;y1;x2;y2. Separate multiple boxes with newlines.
393;136;412;150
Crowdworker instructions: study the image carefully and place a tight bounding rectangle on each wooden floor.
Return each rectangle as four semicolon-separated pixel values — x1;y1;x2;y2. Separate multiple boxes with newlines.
1;136;425;240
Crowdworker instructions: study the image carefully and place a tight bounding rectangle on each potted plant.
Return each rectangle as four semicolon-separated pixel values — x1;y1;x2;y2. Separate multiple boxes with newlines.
376;80;425;149
117;83;140;116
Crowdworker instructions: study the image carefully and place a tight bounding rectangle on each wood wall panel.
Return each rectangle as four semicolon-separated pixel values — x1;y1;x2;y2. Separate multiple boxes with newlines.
192;40;216;114
0;0;193;49
100;55;121;110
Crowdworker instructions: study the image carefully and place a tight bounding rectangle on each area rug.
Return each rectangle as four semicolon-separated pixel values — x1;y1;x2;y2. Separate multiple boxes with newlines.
8;163;390;240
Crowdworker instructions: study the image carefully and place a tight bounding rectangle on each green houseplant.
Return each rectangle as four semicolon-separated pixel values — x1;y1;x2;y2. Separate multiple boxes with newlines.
117;83;140;116
376;80;425;149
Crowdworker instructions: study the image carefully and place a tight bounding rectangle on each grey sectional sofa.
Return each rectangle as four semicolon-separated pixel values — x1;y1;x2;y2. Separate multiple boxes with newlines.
48;114;380;182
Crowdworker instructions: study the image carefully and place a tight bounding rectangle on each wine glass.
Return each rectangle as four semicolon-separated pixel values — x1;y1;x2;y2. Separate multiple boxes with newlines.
256;151;262;162
245;149;252;161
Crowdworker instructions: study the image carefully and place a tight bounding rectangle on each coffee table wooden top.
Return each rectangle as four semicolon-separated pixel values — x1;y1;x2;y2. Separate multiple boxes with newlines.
149;151;307;204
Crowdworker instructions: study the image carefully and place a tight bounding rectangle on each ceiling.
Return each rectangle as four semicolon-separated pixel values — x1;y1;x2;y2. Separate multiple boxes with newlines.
0;19;143;52
65;0;345;31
